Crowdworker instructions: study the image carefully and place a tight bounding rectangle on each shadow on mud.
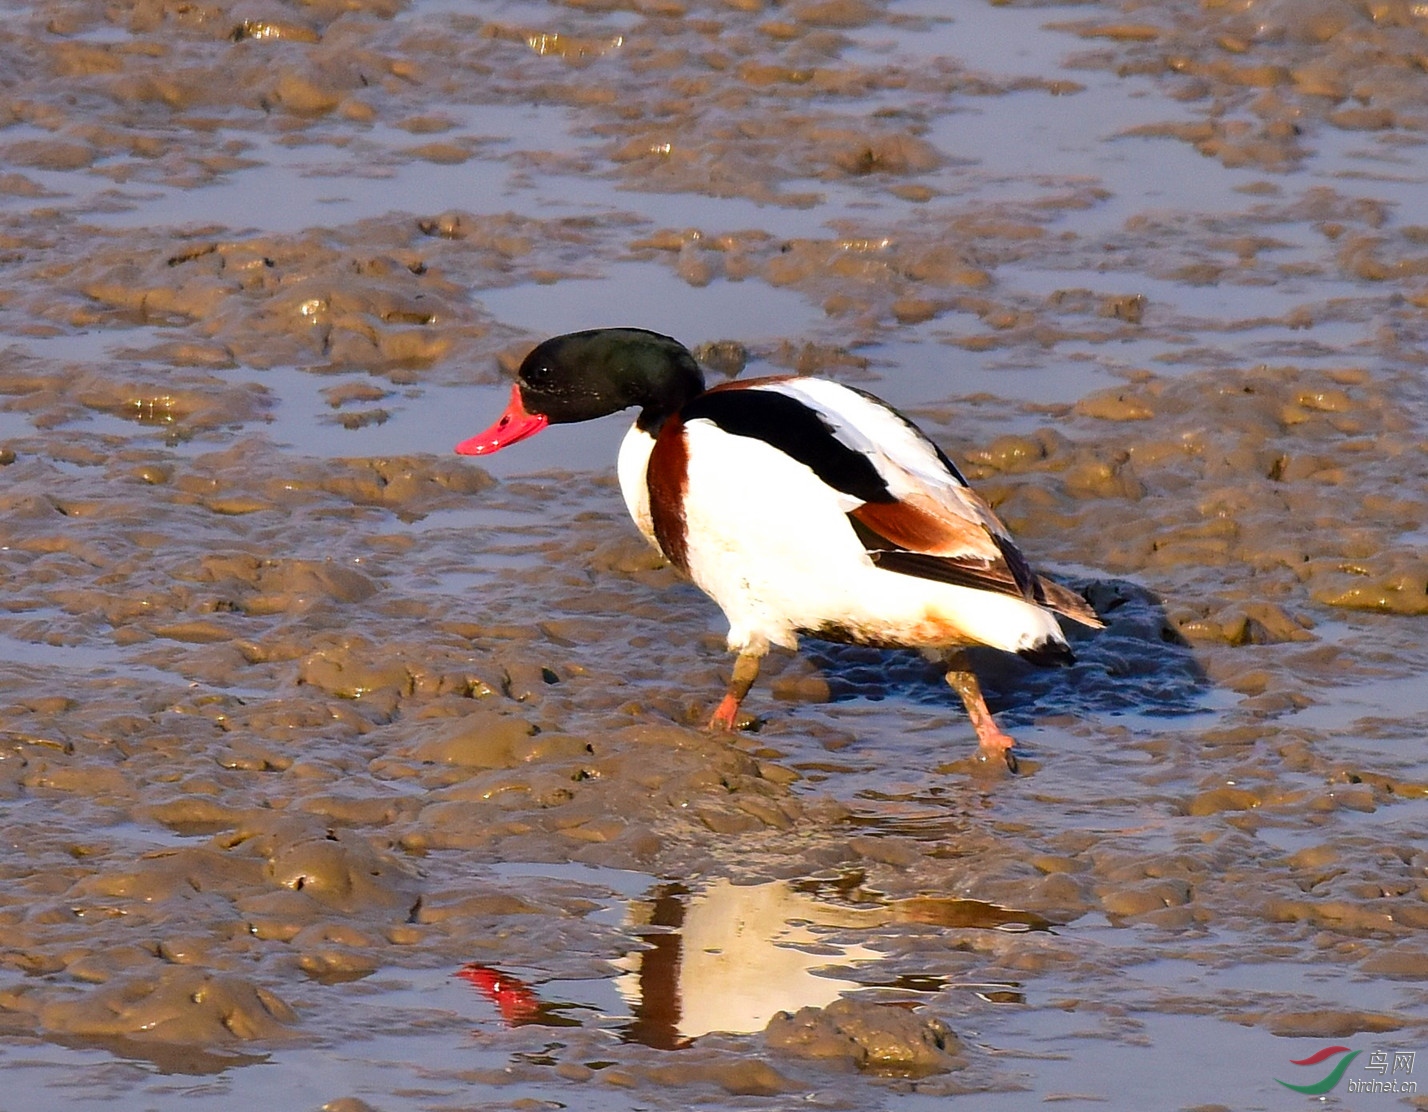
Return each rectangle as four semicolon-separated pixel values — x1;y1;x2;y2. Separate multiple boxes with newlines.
802;578;1208;725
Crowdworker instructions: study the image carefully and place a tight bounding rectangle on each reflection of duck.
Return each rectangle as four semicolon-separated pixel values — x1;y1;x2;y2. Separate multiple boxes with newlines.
457;878;1048;1048
457;328;1102;769
613;880;1049;1045
610;879;883;1045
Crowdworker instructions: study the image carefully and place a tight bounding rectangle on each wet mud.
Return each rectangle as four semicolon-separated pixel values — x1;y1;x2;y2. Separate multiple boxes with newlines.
2;0;1427;1108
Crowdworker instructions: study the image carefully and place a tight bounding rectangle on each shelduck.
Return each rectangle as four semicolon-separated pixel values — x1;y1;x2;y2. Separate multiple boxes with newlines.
456;328;1102;770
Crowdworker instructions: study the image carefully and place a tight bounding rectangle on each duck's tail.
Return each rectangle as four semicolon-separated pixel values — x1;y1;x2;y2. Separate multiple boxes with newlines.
1037;576;1104;630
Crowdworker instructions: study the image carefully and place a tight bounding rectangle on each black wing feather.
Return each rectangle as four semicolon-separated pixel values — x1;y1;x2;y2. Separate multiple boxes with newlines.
681;389;895;504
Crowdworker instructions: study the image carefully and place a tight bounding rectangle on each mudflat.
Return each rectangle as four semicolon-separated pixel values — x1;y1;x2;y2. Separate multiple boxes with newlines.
1;0;1425;1108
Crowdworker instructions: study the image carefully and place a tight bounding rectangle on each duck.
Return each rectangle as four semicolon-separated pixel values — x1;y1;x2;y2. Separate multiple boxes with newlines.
456;327;1102;771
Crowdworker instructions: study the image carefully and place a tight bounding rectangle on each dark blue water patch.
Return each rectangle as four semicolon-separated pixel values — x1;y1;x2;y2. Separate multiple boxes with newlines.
801;578;1210;725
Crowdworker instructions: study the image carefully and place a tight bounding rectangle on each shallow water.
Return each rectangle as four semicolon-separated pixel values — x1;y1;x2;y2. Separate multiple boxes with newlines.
3;0;1428;1108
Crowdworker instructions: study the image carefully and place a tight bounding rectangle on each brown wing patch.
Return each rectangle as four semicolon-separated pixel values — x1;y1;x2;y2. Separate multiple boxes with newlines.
851;498;1002;561
646;416;691;573
851;492;1055;604
846;514;1027;601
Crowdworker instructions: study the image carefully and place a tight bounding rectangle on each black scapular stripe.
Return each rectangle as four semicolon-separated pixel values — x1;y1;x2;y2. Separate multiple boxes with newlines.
681;388;895;504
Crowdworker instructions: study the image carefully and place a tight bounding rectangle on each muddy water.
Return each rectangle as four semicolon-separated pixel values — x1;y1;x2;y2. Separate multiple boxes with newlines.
2;0;1427;1108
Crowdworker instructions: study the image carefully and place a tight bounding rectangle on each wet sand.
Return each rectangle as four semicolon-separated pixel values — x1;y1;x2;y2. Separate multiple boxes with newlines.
1;0;1427;1108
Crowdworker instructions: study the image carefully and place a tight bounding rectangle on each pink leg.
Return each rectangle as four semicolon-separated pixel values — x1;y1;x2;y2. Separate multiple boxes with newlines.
944;652;1018;772
709;650;763;731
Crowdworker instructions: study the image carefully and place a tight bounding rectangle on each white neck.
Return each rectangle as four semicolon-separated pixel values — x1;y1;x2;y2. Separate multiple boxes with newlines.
616;423;659;550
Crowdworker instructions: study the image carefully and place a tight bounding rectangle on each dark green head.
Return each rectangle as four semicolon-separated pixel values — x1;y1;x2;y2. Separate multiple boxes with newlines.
455;328;707;456
517;328;706;430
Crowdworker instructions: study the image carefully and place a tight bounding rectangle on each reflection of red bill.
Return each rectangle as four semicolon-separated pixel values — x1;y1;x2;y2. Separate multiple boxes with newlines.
457;963;542;1026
